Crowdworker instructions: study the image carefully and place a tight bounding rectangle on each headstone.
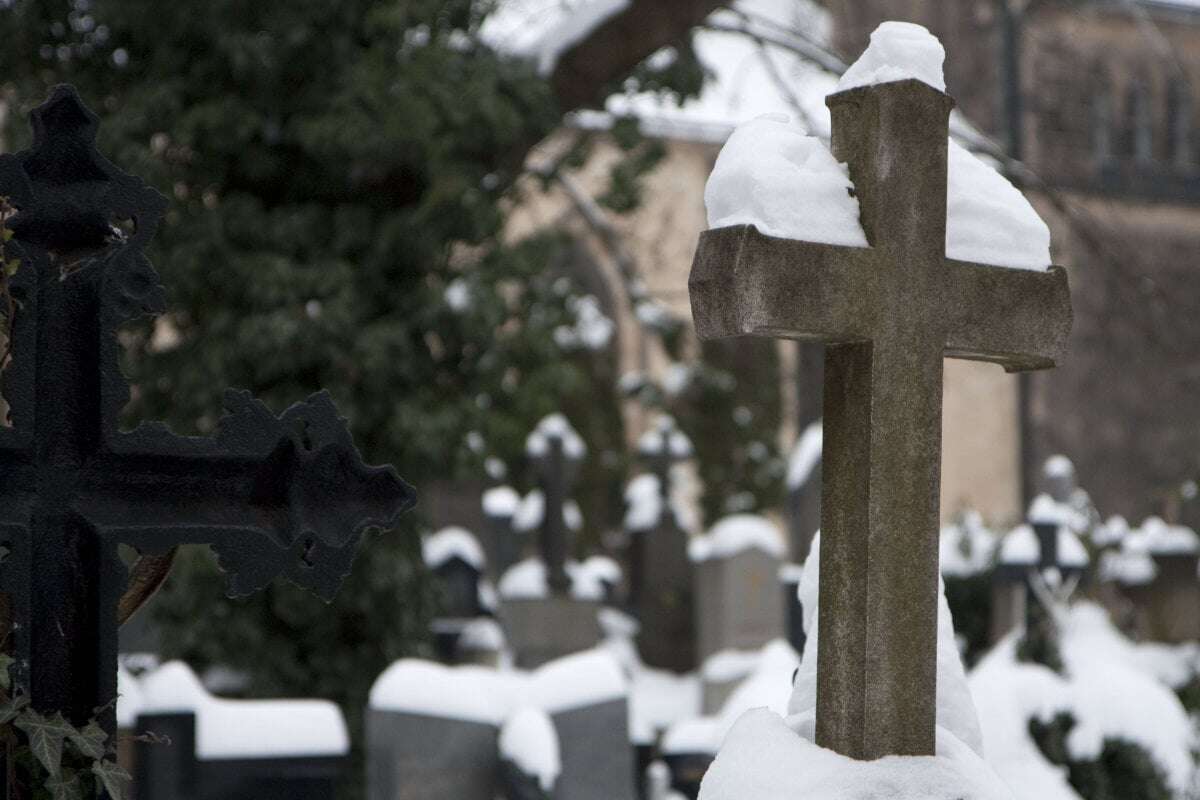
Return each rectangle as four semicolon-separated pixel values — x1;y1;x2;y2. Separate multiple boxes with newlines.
501;415;602;669
690;515;786;712
423;526;487;662
991;502;1090;643
366;649;634;800
0;86;414;739
688;72;1071;756
133;662;347;800
628;416;696;672
482;485;522;580
1120;517;1200;643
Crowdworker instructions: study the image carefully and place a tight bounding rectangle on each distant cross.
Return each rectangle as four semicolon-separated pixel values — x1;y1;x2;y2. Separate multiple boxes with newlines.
689;79;1072;758
525;417;584;594
0;86;415;737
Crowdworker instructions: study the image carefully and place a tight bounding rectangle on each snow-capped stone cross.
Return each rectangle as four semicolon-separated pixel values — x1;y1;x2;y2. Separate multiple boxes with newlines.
525;415;585;594
688;40;1072;759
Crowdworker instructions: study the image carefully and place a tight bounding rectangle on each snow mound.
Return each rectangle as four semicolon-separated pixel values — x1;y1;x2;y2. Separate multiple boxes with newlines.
500;707;561;792
370;648;627;722
705;114;869;248
689;514;786;562
498;556;608;601
1131;516;1200;555
459;617;507;652
789;533;983;756
970;603;1196;799
940;511;998;578
512;490;584;533
422;526;486;570
786;420;823;490
664;640;799;756
947;139;1052;271
525;413;586;460
638;416;693;459
700;709;1012;800
999;524;1088;569
116;662;145;729
140;662;349;759
837;21;946;93
483;485;521;518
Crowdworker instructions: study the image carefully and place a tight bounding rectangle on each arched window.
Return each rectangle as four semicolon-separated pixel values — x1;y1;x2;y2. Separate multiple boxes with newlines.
1126;79;1153;163
1166;77;1192;168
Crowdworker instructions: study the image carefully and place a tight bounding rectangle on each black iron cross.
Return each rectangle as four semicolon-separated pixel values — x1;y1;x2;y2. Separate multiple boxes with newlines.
0;86;415;736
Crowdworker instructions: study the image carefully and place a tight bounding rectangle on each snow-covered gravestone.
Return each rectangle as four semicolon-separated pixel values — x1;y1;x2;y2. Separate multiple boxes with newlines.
423;526;488;662
629;416;697;673
482;484;522;579
689;21;1072;759
500;415;603;668
1121;517;1200;642
133;662;348;800
691;515;786;712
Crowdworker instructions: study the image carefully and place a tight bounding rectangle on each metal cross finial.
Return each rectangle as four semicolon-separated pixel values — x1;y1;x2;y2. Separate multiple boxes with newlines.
0;86;416;737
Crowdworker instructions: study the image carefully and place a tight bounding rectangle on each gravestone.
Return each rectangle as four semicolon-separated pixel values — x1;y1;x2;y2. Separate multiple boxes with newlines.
690;515;786;712
481;485;522;580
501;415;602;669
366;649;634;800
629;416;696;672
1121;518;1200;643
133;662;347;800
0;86;414;743
689;77;1071;756
422;527;487;662
992;510;1089;643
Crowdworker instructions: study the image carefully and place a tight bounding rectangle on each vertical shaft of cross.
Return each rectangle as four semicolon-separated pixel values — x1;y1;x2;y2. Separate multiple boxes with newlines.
540;435;571;594
815;81;955;759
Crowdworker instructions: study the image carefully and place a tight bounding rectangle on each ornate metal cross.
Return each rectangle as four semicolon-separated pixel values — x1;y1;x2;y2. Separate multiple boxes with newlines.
0;86;415;736
689;79;1072;758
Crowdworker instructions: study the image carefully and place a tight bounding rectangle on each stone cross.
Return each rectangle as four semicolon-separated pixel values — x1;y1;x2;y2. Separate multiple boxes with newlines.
630;416;695;672
689;79;1072;758
0;86;415;737
526;417;583;595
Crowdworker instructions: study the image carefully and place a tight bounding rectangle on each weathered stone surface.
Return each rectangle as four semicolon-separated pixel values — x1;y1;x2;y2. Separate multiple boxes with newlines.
1124;553;1200;643
500;597;603;670
688;79;1072;759
552;698;637;800
367;711;498;800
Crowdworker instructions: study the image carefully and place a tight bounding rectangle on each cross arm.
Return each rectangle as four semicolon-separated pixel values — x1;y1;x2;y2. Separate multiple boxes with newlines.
688;225;877;343
77;391;415;601
939;258;1072;372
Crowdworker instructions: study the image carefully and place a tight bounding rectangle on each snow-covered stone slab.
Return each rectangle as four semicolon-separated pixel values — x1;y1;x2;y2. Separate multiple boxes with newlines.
139;661;349;759
367;648;635;800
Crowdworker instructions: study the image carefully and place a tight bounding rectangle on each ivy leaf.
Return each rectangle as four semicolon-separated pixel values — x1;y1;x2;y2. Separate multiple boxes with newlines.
0;652;14;691
92;759;132;800
5;257;20;276
14;709;73;777
46;768;86;800
0;692;29;724
68;721;108;760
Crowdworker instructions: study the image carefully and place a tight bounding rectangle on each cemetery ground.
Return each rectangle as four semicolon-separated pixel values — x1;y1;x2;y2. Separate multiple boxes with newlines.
3;2;1200;800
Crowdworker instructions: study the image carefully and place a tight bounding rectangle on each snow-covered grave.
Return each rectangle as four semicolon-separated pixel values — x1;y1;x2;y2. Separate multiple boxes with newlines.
1115;515;1200;642
690;514;788;712
688;16;1072;767
500;413;610;669
481;483;524;579
627;415;699;673
367;647;635;800
125;661;348;797
423;526;490;661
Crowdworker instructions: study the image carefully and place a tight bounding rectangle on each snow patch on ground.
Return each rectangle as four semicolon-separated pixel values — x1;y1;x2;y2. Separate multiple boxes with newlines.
970;603;1196;799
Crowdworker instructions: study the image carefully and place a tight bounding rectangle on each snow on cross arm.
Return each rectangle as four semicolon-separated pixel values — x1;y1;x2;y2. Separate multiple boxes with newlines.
703;20;1053;273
